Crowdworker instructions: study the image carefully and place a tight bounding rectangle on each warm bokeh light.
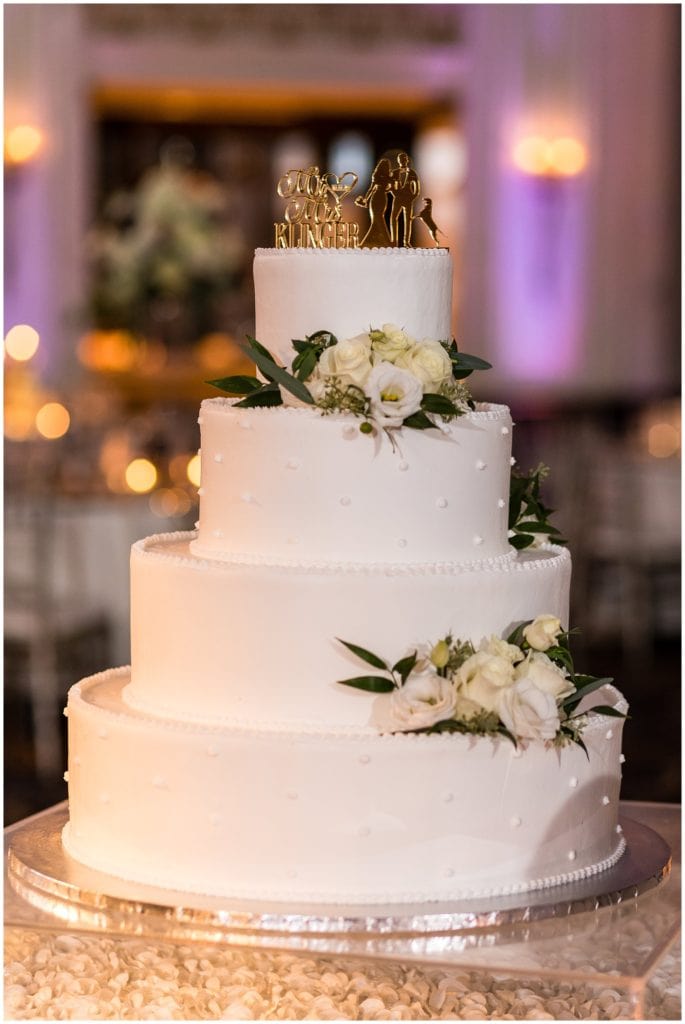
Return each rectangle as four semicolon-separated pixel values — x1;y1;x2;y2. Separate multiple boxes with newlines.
149;487;193;518
4;403;37;441
186;453;202;487
194;333;236;373
35;402;70;439
512;136;549;176
512;135;588;178
647;422;680;459
5;124;43;165
77;330;139;373
5;324;40;361
125;457;158;494
548;137;588;176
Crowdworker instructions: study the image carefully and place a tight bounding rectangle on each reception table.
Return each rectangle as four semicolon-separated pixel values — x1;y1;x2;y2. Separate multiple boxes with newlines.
4;802;680;1020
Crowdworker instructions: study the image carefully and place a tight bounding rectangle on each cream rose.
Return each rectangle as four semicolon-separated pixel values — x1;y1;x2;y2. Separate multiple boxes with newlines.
479;634;525;665
381;671;456;732
497;678;560;741
318;333;373;388
515;651;574;701
366;361;423;428
453;650;516;719
396;338;453;391
523;614;563;651
369;324;414;363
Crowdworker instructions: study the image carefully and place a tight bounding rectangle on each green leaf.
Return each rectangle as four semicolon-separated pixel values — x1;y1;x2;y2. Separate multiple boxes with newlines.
573;734;590;760
206;375;262;395
449;351;492;370
516;521;562;534
293;346;319;382
562;676;614;711
337;675;396;694
235;387;283;408
240;337;315;405
506;621;531;647
420;393;458;416
587;705;628;718
402;410;436;430
337;638;388;671
509;533;535;549
392;652;418;685
246;336;279;366
497;725;518;748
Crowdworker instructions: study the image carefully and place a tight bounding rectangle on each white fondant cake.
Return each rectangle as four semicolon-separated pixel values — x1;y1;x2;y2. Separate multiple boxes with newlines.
64;244;627;904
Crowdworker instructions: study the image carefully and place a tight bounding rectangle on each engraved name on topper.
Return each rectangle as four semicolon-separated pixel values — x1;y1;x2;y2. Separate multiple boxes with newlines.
274;166;359;249
273;154;444;250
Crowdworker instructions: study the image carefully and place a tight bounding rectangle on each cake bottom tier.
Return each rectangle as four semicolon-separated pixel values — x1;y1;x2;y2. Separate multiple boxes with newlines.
64;669;626;904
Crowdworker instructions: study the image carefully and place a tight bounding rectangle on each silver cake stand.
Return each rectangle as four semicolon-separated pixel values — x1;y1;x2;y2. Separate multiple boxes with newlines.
5;802;672;958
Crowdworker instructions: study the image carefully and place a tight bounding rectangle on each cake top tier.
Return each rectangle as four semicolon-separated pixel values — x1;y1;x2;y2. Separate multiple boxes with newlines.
253;247;453;370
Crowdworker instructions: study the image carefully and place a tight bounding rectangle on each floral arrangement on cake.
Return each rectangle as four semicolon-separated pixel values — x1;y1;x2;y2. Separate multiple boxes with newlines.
336;615;624;749
208;326;491;434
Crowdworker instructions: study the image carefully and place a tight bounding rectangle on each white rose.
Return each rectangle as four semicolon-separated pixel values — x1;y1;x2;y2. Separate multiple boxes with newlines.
366;361;424;428
369;323;414;363
453;650;516;719
396;338;453;391
479;635;525;665
497;678;560;741
318;333;373;388
522;614;563;651
376;671;456;732
515;651;574;701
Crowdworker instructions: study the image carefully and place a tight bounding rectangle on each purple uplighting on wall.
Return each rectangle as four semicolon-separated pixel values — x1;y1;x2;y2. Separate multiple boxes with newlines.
494;170;587;382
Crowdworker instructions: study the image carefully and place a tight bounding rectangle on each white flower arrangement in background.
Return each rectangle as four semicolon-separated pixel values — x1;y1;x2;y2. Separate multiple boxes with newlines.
208;324;491;434
337;615;625;748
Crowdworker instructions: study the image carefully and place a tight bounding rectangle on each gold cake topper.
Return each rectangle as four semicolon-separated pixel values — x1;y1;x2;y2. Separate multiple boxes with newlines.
274;152;443;250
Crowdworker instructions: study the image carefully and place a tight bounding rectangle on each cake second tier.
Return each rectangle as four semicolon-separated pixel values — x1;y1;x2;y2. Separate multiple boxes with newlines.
192;400;514;565
126;532;571;728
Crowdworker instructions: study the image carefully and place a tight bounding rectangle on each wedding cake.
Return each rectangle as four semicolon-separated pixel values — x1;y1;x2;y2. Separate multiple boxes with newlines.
63;159;627;904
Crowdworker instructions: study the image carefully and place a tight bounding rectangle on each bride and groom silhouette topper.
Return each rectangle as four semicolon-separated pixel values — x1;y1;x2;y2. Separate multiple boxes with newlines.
355;151;441;248
272;151;443;250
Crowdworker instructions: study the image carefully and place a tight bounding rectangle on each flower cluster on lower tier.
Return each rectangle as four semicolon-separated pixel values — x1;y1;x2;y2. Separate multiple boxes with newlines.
337;615;623;748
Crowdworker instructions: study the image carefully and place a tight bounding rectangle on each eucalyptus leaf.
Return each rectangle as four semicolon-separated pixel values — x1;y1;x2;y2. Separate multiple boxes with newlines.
449;351;492;370
562;676;614;711
235;387;283;408
509;533;535;549
392;652;418;685
206;375;262;395
402;410;436;430
586;705;628;718
420;393;458;416
337;675;396;694
337;638;388;671
240;339;315;405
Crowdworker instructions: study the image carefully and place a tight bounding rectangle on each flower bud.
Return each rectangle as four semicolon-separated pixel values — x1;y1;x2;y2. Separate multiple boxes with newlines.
430;639;450;669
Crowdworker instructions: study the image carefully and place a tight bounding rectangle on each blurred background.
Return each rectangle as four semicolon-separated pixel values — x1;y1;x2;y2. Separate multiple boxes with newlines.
4;4;680;822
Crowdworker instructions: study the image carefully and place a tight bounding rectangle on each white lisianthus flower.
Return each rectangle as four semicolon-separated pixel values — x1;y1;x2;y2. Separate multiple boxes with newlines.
369;323;414;364
318;333;373;388
515;651;574;701
523;614;563;651
396;338;453;391
381;671;456;732
453;650;516;719
479;635;525;665
497;678;560;741
366;361;424;428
